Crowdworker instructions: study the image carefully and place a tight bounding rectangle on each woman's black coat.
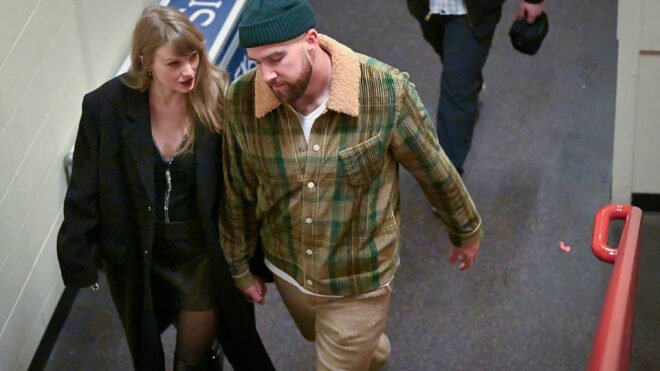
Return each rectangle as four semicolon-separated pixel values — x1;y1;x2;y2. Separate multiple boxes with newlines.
57;76;274;370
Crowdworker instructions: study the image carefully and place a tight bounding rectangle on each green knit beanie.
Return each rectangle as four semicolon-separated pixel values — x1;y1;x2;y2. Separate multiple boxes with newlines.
239;0;317;48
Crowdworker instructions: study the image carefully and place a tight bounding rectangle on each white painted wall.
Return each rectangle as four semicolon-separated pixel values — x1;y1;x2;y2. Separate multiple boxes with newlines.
612;0;660;203
0;1;153;369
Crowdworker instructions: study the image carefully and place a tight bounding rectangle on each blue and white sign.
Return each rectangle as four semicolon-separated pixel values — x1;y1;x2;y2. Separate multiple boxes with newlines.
215;23;255;81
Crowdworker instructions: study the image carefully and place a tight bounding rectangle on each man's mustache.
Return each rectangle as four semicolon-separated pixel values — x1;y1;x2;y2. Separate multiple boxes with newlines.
268;80;288;87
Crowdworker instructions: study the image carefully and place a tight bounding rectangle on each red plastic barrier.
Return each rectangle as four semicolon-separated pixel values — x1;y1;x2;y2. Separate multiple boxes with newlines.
588;204;643;371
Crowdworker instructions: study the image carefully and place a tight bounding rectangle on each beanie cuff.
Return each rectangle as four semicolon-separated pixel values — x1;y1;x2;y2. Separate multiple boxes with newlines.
239;2;316;48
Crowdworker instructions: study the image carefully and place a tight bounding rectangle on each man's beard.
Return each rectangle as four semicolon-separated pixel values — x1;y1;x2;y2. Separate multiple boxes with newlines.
270;54;312;104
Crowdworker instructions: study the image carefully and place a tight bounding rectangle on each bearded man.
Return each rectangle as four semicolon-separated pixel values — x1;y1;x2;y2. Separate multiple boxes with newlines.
219;1;483;369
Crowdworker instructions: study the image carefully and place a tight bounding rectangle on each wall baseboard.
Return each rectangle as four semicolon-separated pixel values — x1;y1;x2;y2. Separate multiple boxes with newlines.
28;287;79;371
632;193;660;212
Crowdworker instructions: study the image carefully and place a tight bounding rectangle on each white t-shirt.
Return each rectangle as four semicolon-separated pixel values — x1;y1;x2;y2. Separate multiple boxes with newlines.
296;94;329;143
430;0;467;15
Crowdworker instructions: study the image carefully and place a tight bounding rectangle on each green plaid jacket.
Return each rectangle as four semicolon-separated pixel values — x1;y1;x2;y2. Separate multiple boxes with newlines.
220;35;482;296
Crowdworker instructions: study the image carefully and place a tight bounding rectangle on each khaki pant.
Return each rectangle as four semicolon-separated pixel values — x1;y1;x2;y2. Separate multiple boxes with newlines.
274;276;392;371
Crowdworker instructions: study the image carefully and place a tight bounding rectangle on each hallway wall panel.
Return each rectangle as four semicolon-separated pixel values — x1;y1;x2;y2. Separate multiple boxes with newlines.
0;1;154;369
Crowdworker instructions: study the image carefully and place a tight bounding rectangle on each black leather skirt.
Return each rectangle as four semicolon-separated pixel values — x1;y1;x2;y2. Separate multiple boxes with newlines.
152;221;214;311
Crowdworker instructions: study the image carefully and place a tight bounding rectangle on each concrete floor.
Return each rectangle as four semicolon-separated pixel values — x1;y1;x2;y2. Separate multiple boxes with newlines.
42;0;660;370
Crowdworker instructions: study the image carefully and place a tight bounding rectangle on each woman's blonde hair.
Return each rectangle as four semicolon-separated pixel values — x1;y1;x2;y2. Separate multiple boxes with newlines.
122;6;227;141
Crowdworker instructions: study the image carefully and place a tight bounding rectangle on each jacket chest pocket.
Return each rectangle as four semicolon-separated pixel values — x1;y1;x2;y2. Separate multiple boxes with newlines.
338;135;385;187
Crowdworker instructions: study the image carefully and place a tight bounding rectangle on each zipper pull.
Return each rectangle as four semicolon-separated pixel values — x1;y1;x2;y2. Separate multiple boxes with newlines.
424;11;432;21
164;167;172;223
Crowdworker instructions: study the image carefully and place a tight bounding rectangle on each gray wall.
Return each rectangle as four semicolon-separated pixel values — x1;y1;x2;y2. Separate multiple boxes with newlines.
0;1;153;369
612;0;660;202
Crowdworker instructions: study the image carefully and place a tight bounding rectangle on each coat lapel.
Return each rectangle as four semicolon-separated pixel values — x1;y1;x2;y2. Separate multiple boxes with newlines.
195;122;218;218
121;88;155;206
118;87;218;217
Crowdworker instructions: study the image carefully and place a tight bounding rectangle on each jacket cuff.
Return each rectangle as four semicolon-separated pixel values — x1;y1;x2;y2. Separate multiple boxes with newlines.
448;221;483;247
61;267;98;288
233;269;256;290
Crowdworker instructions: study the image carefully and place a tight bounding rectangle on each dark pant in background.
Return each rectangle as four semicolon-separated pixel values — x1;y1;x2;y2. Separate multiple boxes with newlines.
417;14;493;174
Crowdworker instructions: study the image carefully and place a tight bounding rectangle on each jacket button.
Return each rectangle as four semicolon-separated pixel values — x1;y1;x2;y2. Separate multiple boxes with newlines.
144;250;149;256
147;205;151;212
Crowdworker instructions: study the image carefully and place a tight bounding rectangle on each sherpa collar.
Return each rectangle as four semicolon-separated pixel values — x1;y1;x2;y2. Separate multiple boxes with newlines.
254;34;361;118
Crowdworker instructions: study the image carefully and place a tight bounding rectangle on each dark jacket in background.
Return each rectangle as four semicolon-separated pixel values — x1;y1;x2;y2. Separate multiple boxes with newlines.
406;0;543;43
56;76;274;370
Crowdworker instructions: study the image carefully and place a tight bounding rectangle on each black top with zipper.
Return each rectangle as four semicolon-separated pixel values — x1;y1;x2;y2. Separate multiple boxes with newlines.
152;135;197;223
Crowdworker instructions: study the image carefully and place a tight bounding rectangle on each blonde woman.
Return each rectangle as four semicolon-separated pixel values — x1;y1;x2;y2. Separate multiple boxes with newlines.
57;6;274;370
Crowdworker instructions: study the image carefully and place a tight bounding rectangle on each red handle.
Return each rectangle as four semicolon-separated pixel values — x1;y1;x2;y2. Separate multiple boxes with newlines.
588;204;643;371
591;204;633;264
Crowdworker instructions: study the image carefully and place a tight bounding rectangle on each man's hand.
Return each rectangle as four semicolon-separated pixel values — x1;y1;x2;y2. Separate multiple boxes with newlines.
518;1;545;23
241;276;267;305
449;241;480;270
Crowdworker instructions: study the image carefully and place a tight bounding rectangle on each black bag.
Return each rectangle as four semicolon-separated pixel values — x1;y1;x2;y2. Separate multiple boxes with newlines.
509;12;549;55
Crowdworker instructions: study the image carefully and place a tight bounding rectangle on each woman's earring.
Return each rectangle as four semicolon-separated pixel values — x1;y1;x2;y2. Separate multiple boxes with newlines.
148;71;153;78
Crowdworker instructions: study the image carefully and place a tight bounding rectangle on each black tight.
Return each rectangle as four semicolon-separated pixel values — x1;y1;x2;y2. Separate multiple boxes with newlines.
174;310;217;369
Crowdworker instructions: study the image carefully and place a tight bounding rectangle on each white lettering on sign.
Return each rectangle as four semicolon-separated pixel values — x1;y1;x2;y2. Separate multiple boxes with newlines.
234;54;256;80
189;9;215;26
188;0;223;8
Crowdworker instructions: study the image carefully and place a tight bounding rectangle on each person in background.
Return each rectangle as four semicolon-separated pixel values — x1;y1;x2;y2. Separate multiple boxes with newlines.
406;0;545;174
220;0;483;369
56;6;274;370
